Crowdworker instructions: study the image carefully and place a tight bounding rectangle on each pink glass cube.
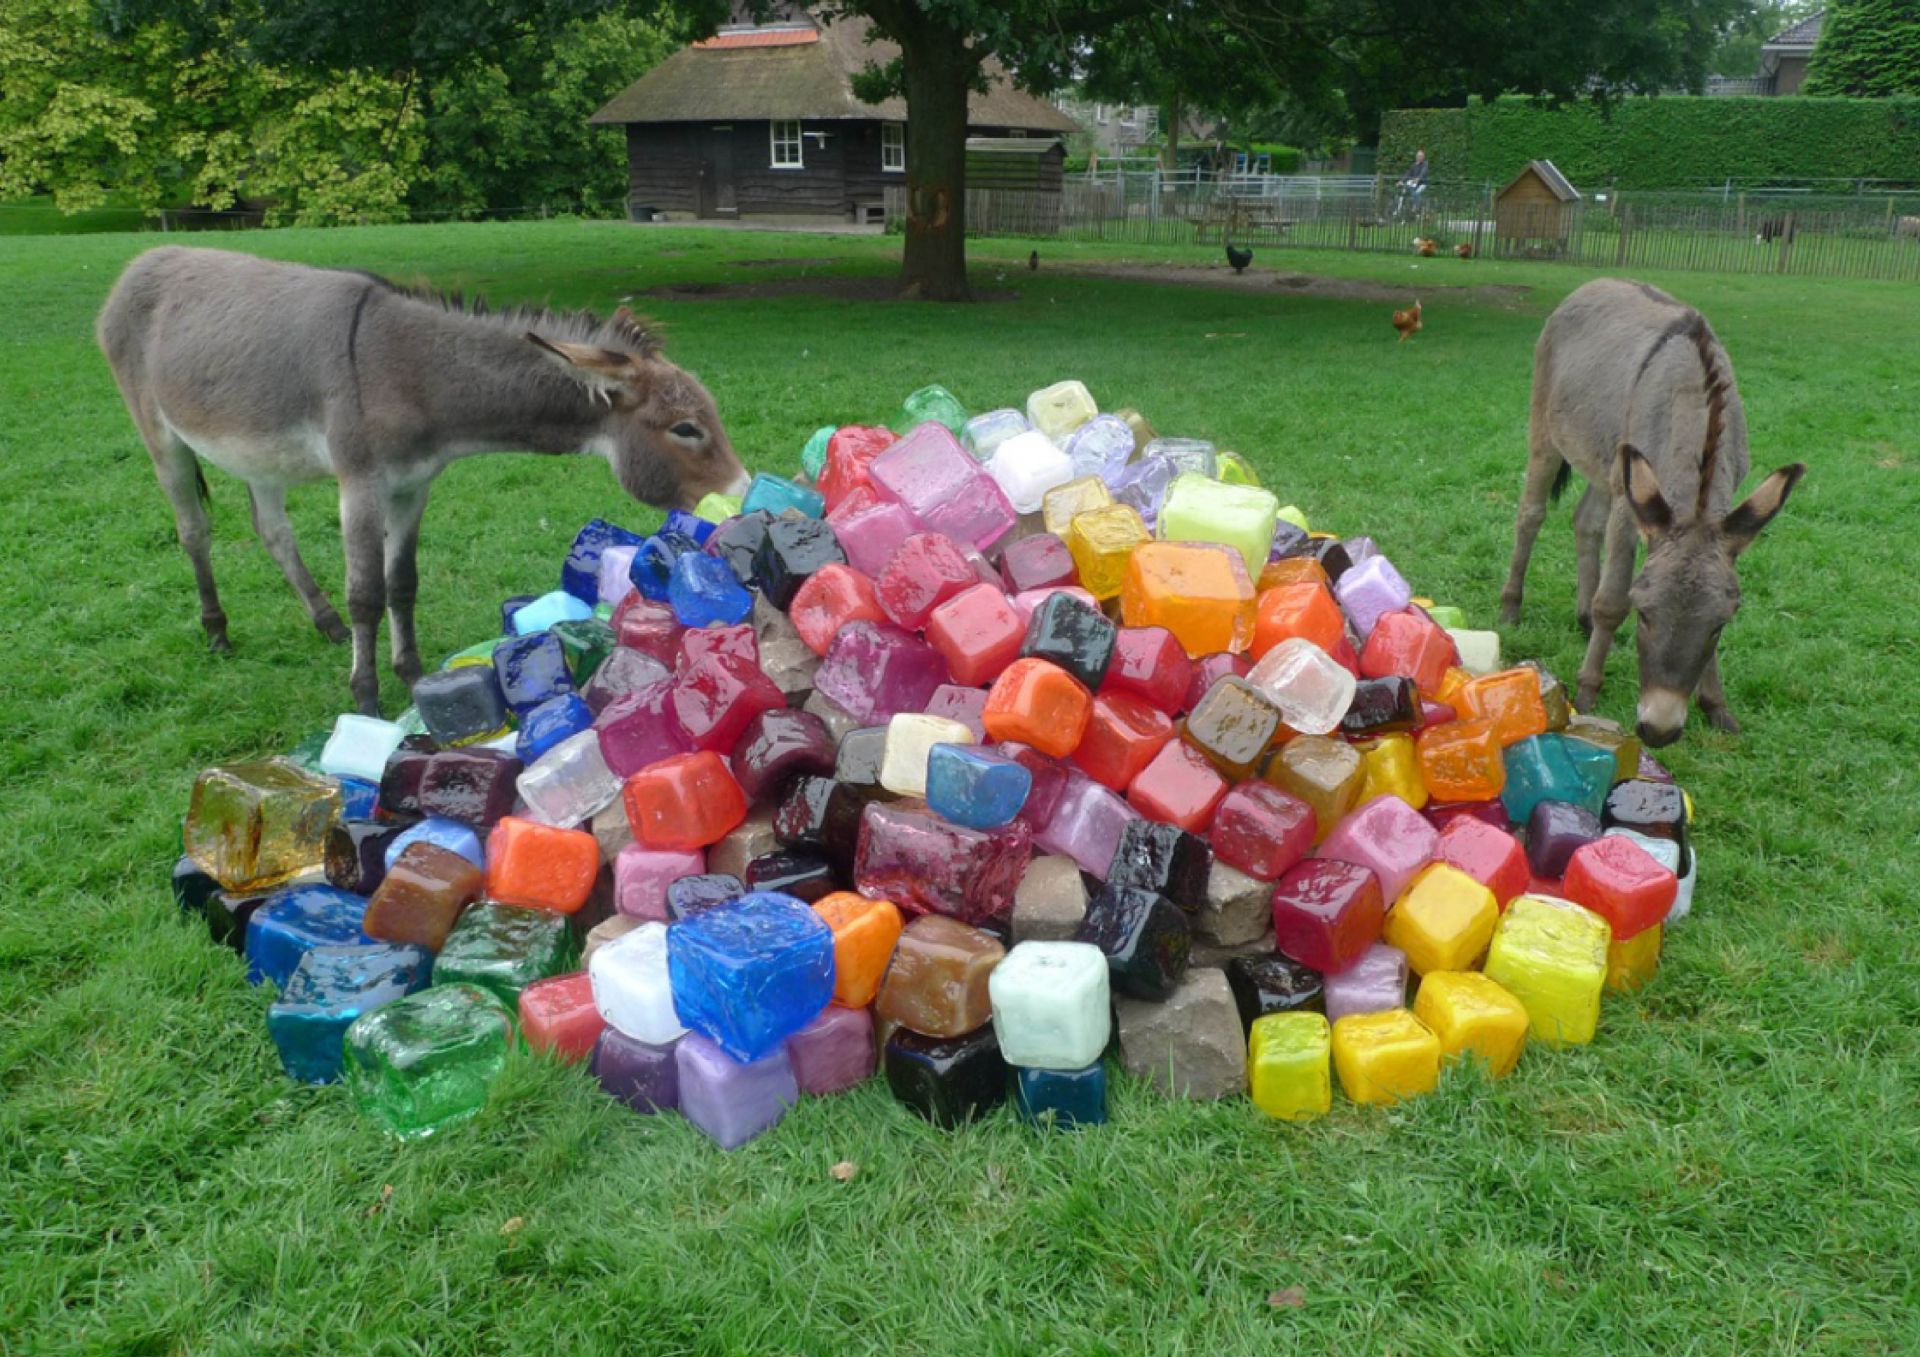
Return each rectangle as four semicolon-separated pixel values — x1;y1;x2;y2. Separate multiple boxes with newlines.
814;621;952;725
1316;794;1439;905
828;499;920;577
869;422;1017;552
784;1003;877;1094
1032;768;1141;879
614;844;705;922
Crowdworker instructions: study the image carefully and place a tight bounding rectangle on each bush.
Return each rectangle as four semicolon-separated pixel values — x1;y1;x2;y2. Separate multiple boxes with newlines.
1378;95;1920;189
1805;0;1920;97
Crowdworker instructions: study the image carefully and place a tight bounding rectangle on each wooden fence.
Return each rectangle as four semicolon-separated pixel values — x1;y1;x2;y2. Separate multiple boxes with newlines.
886;179;1920;282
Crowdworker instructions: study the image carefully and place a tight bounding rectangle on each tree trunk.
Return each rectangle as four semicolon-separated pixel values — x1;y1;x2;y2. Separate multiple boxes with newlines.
895;18;976;301
1162;89;1183;172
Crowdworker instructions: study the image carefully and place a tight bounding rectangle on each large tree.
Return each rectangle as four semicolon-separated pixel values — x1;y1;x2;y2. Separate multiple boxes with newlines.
1804;0;1920;96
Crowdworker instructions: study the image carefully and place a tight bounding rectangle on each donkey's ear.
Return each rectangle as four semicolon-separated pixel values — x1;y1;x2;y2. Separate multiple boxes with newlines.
608;306;664;360
1620;444;1672;539
1722;463;1805;556
527;333;641;399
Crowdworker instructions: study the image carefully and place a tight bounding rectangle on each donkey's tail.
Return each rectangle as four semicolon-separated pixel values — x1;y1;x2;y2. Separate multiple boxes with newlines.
1549;460;1573;504
194;460;211;506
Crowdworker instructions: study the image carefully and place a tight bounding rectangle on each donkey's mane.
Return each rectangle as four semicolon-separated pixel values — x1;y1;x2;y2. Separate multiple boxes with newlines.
1690;316;1728;517
347;268;663;358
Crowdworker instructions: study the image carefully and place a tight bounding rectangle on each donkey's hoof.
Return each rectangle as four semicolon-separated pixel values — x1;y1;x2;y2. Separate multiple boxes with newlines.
316;611;350;645
393;656;425;688
207;631;233;654
1498;601;1522;627
1574;683;1601;713
1707;707;1741;734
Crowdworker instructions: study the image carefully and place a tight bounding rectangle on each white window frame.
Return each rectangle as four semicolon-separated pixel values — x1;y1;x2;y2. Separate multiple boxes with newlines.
770;120;804;170
881;122;905;173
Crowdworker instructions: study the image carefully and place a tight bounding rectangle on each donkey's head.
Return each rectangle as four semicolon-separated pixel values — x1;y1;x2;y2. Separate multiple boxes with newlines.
529;309;748;510
1620;444;1804;747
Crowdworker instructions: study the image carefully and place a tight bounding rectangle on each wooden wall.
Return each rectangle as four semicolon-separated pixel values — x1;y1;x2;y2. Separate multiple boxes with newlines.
624;124;700;215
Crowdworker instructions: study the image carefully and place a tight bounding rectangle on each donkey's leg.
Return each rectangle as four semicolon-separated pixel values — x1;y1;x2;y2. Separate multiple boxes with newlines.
337;476;389;716
1498;445;1566;626
1696;648;1740;733
1574;501;1640;713
1573;484;1609;635
144;423;230;651
382;483;431;687
247;483;349;644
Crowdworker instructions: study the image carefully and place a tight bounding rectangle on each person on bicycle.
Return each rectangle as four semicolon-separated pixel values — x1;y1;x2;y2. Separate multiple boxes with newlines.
1403;149;1430;208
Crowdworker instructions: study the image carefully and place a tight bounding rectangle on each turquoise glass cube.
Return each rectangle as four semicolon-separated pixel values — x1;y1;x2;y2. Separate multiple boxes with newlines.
1501;734;1589;824
742;473;826;519
268;943;432;1083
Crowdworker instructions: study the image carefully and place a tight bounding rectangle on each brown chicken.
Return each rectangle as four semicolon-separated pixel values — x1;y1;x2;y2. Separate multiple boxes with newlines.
1413;237;1438;258
1393;300;1423;342
1454;242;1474;259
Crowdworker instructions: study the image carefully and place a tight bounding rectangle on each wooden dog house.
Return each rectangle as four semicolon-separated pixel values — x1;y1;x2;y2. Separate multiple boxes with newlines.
1494;159;1580;255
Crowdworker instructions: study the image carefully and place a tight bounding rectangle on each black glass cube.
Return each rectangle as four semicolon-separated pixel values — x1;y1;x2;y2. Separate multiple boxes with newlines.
884;1026;1009;1128
170;854;220;917
1020;591;1116;690
1309;538;1353;584
1225;953;1325;1034
411;666;509;747
744;849;838;903
666;873;745;922
1341;676;1421;737
1106;819;1212;913
706;510;776;586
1075;884;1191;1001
753;518;847;609
1601;779;1688;843
324;820;401;896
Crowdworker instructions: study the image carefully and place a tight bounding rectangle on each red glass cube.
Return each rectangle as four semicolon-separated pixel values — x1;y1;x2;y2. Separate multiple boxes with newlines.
1102;626;1193;715
1563;836;1677;940
875;531;979;631
1185;651;1251;713
1127;738;1228;832
1270;858;1385;973
819;424;897;508
1072;692;1174;791
825;483;879;521
612;594;684;665
1431;815;1531;907
1359;609;1460;695
517;972;606;1063
999;533;1078;594
675;622;757;676
790;564;885;656
622;750;748;850
925;582;1025;687
1209;780;1315;881
669;652;785;755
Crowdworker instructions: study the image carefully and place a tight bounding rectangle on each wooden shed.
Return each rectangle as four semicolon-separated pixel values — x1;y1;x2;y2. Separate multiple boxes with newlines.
1495;159;1581;255
589;11;1078;224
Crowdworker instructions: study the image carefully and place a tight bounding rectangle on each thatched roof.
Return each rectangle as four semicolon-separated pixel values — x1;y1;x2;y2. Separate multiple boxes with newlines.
589;14;1079;133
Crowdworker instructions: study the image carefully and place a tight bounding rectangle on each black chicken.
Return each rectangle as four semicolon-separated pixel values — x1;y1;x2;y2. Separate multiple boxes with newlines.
1028;249;1039;271
1225;243;1254;274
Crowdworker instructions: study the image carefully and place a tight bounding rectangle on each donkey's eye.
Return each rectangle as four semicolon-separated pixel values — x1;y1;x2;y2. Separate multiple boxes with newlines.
671;422;701;440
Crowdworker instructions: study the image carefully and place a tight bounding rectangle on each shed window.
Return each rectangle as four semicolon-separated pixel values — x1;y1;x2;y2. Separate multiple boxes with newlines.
881;123;905;172
771;121;803;169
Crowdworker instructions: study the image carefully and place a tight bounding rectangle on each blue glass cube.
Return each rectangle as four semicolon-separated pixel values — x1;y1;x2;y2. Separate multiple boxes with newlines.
383;816;484;871
511;590;594;635
1501;734;1588;824
1015;1062;1106;1130
741;473;825;520
268;942;432;1083
667;551;756;627
628;531;703;603
516;692;595;764
491;632;574;713
411;666;508;747
245;884;375;988
499;594;539;635
926;744;1032;829
563;518;646;602
1562;739;1616;816
666;892;835;1062
337;776;379;820
664;508;717;546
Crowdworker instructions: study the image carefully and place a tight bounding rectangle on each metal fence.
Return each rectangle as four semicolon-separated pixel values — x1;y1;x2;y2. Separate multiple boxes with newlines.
886;175;1920;282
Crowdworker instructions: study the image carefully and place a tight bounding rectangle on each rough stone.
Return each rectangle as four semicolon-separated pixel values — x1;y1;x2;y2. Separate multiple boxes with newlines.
707;805;781;881
1011;855;1089;944
1114;969;1247;1100
802;688;863;745
755;594;822;702
1196;860;1271;947
1190;928;1277;971
591;799;633;863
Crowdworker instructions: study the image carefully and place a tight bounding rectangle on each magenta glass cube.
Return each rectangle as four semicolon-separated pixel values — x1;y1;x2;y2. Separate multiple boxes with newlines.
869;422;1017;552
1001;741;1069;831
1270;857;1386;974
854;802;1032;924
731;708;838;802
675;623;757;677
595;678;690;778
999;533;1078;594
784;1003;876;1095
813;621;951;725
669;652;786;755
613;596;684;665
1323;943;1409;1023
1316;794;1439;905
1032;768;1140;879
614;844;704;922
1425;799;1511;832
924;684;989;740
675;1032;799;1150
1102;626;1194;715
829;498;920;577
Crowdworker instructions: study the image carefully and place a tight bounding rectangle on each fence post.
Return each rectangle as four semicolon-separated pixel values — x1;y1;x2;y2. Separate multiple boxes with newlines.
1616;206;1630;266
1776;213;1794;274
1737;191;1746;237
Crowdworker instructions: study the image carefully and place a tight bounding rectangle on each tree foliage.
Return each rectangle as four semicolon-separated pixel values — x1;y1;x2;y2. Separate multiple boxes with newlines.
1805;0;1920;97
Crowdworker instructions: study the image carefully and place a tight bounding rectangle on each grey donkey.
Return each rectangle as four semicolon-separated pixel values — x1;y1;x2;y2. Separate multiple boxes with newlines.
97;246;749;715
1499;278;1805;747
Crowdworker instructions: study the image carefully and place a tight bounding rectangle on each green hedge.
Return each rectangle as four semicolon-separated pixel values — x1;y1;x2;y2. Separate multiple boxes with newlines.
1379;96;1920;189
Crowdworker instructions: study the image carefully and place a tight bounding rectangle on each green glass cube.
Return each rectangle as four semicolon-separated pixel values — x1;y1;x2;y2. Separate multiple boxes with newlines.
343;984;512;1138
893;384;968;435
801;425;837;480
285;730;330;774
551;618;616;686
441;637;511;671
433;903;577;1008
1157;473;1279;579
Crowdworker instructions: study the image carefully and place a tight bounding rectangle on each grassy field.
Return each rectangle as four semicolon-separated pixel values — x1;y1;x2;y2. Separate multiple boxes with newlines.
2;220;1916;1355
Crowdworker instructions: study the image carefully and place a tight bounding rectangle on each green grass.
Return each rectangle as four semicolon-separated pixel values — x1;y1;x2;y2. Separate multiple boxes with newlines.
3;221;1917;1355
0;195;163;237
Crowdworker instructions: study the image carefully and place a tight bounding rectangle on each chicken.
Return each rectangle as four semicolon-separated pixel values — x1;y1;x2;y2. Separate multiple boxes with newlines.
1412;237;1437;258
1392;299;1423;343
1225;243;1254;274
1028;249;1039;272
1454;242;1474;259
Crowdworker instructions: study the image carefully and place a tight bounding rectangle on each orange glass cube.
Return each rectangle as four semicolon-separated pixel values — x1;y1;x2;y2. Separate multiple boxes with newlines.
1415;719;1507;802
1073;692;1174;790
1251;581;1345;660
483;816;600;914
1120;542;1256;658
813;891;905;1007
1257;557;1330;592
1457;668;1550;748
621;750;748;851
981;657;1093;758
1435;666;1475;711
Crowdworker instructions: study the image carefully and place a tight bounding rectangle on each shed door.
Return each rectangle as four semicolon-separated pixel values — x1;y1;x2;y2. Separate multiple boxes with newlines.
700;127;737;217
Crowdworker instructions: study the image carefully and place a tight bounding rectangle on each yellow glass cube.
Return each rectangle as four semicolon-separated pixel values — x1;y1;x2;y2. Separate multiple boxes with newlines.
1384;863;1499;975
1120;541;1256;657
1483;894;1612;1045
1114;407;1157;452
1607;923;1662;992
1042;475;1113;539
1331;1009;1441;1105
1066;503;1150;601
1263;735;1364;843
1157;473;1279;579
1277;504;1309;532
1247;1011;1331;1120
1412;971;1529;1077
1356;733;1429;810
184;758;342;892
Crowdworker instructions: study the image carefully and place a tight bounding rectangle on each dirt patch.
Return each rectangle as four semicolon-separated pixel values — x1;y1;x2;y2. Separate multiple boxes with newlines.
637;277;1022;303
1054;260;1532;306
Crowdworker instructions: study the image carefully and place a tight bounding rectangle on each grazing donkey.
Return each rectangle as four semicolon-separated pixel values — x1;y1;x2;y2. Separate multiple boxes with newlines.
98;246;748;714
1499;279;1805;747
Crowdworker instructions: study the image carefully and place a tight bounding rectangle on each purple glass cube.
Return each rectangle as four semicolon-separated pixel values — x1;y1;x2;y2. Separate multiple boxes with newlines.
869;422;1017;552
1323;943;1410;1023
675;1032;799;1149
813;622;951;725
595;679;691;778
1033;769;1141;879
854;802;1033;924
590;1026;681;1113
784;1003;876;1095
1334;555;1413;640
1526;800;1603;880
732;709;838;803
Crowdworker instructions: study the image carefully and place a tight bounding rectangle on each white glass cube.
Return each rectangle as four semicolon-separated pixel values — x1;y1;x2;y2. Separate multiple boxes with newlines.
986;430;1077;513
598;543;640;606
319;714;406;784
589;921;688;1045
962;408;1030;463
1142;436;1217;478
1248;637;1357;736
879;713;976;798
988;941;1112;1069
1447;628;1503;676
516;729;620;828
1063;414;1136;482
